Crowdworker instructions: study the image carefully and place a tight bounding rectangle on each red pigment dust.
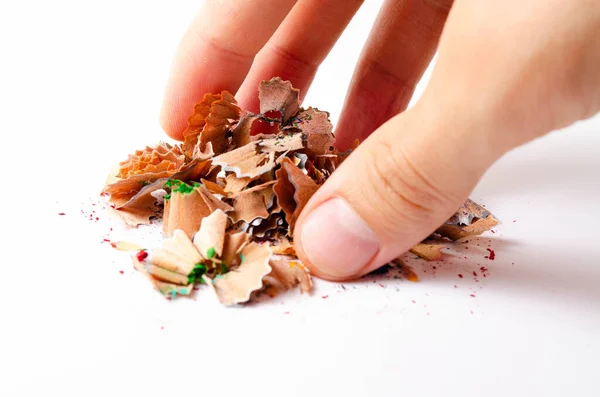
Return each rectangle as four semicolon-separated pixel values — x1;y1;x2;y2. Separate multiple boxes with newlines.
58;213;66;216
322;295;329;299
119;270;124;275
486;248;496;260
458;274;463;278
470;294;476;298
136;250;148;261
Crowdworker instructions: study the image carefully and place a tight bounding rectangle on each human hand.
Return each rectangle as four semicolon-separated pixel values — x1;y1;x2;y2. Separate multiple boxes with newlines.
161;0;600;280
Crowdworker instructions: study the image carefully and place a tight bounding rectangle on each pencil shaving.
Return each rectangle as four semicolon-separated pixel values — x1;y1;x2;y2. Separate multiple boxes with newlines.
105;77;499;305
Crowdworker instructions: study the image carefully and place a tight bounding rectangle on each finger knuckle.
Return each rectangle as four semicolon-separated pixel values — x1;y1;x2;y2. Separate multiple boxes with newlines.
367;135;450;223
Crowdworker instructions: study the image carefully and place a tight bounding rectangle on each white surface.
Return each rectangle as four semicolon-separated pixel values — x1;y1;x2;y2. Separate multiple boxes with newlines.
1;1;599;396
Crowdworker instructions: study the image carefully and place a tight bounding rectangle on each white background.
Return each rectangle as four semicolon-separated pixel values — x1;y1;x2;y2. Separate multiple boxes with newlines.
1;1;599;396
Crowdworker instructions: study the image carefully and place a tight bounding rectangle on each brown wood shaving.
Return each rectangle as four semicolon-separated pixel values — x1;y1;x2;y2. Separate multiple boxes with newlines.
212;142;277;178
193;209;229;258
183;91;241;157
266;256;312;293
209;242;273;305
221;231;249;270
273;157;318;234
409;243;445;261
436;199;499;240
258;77;300;123
118;143;185;178
291;108;335;155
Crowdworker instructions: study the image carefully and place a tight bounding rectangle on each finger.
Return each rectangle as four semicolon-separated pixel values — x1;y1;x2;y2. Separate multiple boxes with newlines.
293;101;504;281
334;0;453;151
235;0;364;113
160;0;297;140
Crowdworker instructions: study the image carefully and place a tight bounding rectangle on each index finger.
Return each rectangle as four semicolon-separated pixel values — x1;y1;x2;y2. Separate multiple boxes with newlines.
160;0;296;140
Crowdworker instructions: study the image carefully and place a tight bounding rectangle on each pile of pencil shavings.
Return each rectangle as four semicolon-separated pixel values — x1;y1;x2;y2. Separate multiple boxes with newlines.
102;77;498;305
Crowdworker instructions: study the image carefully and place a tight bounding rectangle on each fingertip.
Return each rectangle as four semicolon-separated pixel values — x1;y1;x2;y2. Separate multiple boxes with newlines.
293;220;351;282
293;196;381;282
159;101;186;141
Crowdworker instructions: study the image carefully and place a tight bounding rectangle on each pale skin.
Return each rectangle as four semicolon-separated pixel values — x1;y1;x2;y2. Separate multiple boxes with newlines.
161;0;600;281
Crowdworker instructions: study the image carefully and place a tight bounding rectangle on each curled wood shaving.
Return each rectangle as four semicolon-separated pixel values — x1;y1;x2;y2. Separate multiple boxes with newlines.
109;241;144;251
103;159;211;212
221;231;249;270
273;157;318;233
437;199;499;240
209;242;272;305
163;188;211;238
132;255;194;296
192;141;215;161
229;189;270;223
183;91;241;157
224;173;252;195
193;209;229;259
409;243;445;261
228;182;275;224
212;142;277;178
271;237;296;256
391;258;419;282
152;229;203;275
146;264;189;285
111;207;156;227
196;184;234;214
231;113;259;148
290;108;334;155
259;77;300;123
118;143;185;178
201;178;226;196
258;133;305;153
266;256;313;293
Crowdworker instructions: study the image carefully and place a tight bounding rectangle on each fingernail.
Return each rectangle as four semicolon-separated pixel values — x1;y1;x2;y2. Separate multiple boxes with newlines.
300;197;379;279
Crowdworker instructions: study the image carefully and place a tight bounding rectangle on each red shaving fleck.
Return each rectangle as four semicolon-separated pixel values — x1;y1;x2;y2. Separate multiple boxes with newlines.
486;248;496;260
458;274;463;278
110;242;117;248
58;212;66;216
284;311;290;315
473;271;477;277
454;285;458;288
119;270;124;275
250;117;280;136
491;229;496;233
378;283;385;288
412;300;416;303
322;295;329;299
103;239;111;243
160;326;164;330
136;250;148;261
513;220;516;223
110;203;116;209
470;294;476;298
95;217;99;221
